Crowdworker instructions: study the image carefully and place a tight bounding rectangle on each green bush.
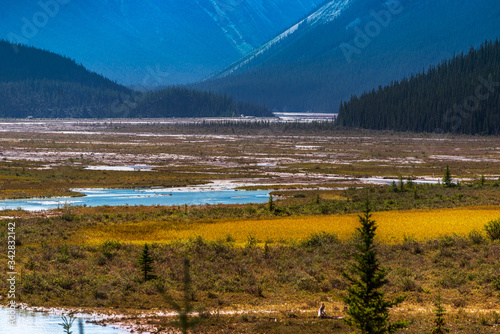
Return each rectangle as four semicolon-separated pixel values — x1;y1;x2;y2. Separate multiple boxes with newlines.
484;219;500;241
468;230;485;244
301;232;339;248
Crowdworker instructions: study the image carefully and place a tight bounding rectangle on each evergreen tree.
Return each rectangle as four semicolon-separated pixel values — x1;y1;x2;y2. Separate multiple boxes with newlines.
343;201;407;334
138;244;155;281
479;174;486;187
431;294;450;334
59;315;75;334
268;194;274;212
442;165;453;187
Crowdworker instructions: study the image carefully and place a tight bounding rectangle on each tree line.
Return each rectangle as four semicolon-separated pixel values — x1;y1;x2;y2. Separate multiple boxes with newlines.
336;40;500;135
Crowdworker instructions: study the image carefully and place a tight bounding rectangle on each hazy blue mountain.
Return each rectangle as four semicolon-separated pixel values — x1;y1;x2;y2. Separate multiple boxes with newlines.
0;41;271;118
198;0;500;112
1;0;321;86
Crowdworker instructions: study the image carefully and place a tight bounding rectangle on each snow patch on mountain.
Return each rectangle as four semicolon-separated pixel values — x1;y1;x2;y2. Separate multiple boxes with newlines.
211;0;353;78
307;0;351;25
196;0;254;54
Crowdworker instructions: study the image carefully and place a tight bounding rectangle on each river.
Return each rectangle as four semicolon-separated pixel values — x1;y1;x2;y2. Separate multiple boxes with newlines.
0;186;270;211
0;307;128;334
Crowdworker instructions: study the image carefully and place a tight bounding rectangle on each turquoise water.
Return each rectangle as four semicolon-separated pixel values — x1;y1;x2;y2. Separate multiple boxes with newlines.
0;307;128;334
0;187;270;211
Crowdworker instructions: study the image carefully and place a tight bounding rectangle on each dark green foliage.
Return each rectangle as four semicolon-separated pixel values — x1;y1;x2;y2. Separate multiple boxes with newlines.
484;219;500;241
268;194;274;212
131;87;273;118
479;174;486;187
390;181;398;193
431;295;450;334
59;315;75;334
443;166;453;188
337;40;500;135
165;258;199;334
138;244;155;281
343;201;407;333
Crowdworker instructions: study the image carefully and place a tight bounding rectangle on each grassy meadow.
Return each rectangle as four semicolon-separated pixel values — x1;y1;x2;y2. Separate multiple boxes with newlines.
80;206;500;245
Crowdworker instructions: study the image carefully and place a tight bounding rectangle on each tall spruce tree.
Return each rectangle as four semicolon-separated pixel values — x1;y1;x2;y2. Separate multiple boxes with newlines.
343;201;407;333
138;244;155;281
443;165;453;187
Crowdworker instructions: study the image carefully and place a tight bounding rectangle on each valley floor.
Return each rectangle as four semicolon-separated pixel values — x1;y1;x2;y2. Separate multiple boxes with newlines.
0;119;500;333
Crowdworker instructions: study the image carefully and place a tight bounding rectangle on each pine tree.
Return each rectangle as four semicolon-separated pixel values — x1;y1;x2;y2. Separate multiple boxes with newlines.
343;201;407;334
59;315;75;334
268;194;274;212
479;174;486;187
399;175;405;192
138;244;155;281
431;294;450;334
442;165;453;187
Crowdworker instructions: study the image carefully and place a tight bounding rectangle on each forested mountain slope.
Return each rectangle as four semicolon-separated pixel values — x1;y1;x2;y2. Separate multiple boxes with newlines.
336;40;500;135
197;0;500;112
0;41;272;118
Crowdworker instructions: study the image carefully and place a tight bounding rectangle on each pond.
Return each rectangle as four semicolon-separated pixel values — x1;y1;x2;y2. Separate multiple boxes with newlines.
0;186;270;211
0;307;128;334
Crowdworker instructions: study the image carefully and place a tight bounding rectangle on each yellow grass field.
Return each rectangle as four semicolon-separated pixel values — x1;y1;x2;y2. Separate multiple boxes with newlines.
81;206;500;245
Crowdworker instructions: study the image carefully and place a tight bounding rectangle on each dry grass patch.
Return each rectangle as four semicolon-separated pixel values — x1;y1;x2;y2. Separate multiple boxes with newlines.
79;206;500;245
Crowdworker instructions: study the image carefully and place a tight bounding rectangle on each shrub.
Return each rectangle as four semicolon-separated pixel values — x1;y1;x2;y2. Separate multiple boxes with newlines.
484;219;500;241
301;232;339;248
468;230;485;244
438;272;466;289
397;277;421;292
492;278;500;291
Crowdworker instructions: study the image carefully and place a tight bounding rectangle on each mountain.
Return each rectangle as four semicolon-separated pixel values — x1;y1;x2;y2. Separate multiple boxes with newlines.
0;41;272;118
197;0;500;112
0;40;132;118
1;0;321;86
336;40;500;135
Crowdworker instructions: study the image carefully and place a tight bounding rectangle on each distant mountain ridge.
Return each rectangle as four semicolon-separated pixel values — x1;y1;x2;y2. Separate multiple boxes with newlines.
1;0;321;86
0;41;272;118
209;0;352;79
197;0;500;112
0;41;128;92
